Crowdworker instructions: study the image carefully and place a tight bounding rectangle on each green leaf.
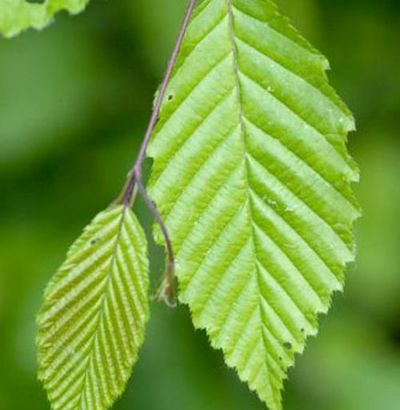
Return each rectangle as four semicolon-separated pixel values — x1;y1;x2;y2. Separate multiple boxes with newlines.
37;206;150;410
148;0;361;408
0;0;90;38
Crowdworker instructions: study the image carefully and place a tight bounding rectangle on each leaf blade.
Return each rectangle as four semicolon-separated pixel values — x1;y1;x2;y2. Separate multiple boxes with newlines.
0;0;90;38
148;0;361;409
37;205;149;410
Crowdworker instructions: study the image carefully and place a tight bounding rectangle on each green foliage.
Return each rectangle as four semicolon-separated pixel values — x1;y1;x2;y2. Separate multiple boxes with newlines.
37;206;150;410
0;0;90;38
2;0;400;409
148;0;360;408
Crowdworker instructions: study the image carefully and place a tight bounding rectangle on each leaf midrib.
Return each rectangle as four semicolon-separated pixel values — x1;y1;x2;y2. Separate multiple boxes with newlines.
226;0;276;403
77;207;128;408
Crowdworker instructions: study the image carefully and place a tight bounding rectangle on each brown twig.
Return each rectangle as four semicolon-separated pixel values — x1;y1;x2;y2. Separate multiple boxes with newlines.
120;0;197;306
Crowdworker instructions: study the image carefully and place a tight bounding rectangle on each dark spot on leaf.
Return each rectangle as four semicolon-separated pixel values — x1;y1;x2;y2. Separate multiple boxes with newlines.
300;328;305;333
26;0;45;3
283;342;292;350
90;238;98;246
167;94;174;101
279;356;283;361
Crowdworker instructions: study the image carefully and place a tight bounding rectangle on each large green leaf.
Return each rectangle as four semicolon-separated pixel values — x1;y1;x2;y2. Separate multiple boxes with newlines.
148;0;361;408
37;206;149;410
0;0;90;38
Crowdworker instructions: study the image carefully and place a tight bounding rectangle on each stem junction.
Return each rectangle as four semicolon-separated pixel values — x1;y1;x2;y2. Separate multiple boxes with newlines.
120;0;197;307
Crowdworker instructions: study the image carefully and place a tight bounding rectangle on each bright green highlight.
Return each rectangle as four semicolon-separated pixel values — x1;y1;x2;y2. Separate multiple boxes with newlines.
37;206;150;410
148;0;360;409
0;0;90;38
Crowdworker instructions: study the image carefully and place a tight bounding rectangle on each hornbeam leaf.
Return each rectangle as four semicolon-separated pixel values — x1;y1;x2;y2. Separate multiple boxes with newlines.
37;206;149;410
148;0;361;408
0;0;90;38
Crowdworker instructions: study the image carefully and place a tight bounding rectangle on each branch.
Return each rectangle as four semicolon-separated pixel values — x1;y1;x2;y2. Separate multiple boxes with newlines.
120;0;197;305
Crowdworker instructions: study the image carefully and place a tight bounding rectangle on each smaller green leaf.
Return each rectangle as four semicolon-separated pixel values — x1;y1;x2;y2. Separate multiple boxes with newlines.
0;0;90;38
37;205;150;410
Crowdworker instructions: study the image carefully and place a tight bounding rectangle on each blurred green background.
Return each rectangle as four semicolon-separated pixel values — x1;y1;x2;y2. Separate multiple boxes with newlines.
0;0;399;409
